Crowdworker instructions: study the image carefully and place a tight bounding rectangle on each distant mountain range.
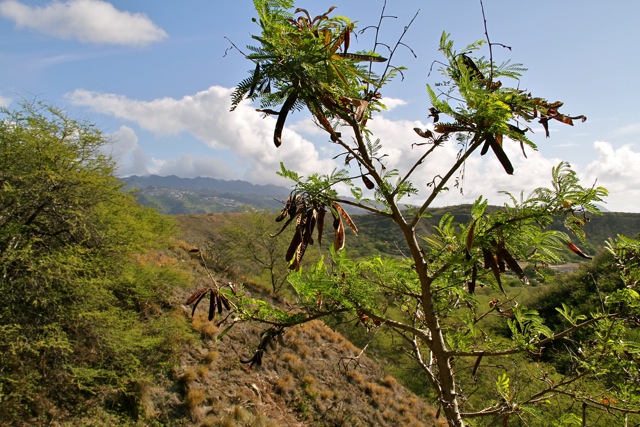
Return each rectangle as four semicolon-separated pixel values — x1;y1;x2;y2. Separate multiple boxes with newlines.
122;175;639;252
122;175;291;214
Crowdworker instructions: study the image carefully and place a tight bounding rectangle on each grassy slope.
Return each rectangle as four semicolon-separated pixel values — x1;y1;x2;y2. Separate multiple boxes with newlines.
169;210;639;426
170;214;446;427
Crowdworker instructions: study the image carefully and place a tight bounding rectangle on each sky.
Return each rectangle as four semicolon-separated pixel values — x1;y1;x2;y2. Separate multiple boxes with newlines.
1;0;640;213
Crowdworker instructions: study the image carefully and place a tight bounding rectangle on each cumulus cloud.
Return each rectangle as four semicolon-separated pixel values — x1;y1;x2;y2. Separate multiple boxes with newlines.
68;85;640;212
105;125;149;176
582;141;640;212
66;85;337;184
0;0;167;46
379;97;407;111
613;123;640;137
363;116;565;207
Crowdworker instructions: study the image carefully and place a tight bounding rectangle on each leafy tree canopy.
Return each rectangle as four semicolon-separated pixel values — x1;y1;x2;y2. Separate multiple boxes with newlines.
195;1;639;426
0;101;190;424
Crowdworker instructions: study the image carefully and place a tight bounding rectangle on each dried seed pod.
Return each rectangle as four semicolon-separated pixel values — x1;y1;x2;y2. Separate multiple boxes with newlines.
336;52;387;62
208;292;216;321
275;193;292;222
333;213;345;251
362;174;375;189
482;247;505;295
428;107;440;123
216;292;223;314
333;202;357;235
248;63;260;97
191;289;210;317
274;92;298;147
303;209;316;245
317;207;326;246
219;294;231;311
286;227;303;262
567;242;592;259
466;220;476;252
496;245;529;284
460;54;484;80
186;288;208;306
468;264;478;294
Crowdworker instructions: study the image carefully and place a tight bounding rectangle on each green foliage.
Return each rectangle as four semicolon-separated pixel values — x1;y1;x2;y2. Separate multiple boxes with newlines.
607;233;640;288
217;208;295;293
234;0;366;109
230;3;636;426
231;0;394;149
0;101;191;424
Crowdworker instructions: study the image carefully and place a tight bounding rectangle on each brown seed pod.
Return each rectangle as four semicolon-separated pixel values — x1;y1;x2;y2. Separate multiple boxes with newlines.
333;202;358;235
362;174;375;189
216;292;223;314
219;294;231;311
186;288;208;306
208;292;216;321
191;289;210;317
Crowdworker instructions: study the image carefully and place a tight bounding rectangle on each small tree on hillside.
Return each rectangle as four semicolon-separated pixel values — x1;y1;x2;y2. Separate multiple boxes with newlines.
207;1;640;425
218;209;294;293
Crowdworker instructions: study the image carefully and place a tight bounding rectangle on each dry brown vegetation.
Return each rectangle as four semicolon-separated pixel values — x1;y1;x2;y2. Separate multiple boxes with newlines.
167;213;446;426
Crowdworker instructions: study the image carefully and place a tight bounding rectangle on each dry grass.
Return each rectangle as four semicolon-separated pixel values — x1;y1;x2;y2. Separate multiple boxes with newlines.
180;367;198;384
204;349;219;363
184;387;206;408
165;215;446;427
184;387;206;420
196;364;210;377
274;374;295;395
281;352;306;378
190;312;219;338
381;375;399;389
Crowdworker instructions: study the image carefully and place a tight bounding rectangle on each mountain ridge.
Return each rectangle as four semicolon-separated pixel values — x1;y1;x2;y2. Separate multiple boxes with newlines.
121;176;639;252
122;174;291;196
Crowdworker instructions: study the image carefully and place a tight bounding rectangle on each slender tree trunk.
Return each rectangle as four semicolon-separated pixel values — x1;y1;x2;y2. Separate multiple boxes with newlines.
399;219;465;427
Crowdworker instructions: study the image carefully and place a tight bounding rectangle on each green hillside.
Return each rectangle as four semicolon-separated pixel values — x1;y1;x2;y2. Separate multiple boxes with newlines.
344;206;639;262
133;183;639;260
173;211;640;427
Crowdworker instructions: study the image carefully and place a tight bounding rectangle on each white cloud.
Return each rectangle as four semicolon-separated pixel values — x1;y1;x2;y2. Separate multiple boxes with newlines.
66;85;338;184
0;95;11;107
613;123;640;137
380;97;407;111
105;125;149;176
0;0;167;46
68;85;640;212
363;116;565;207
581;141;640;212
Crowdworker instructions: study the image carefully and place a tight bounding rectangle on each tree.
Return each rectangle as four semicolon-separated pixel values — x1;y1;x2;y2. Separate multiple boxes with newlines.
0;101;189;424
218;209;295;293
214;1;639;425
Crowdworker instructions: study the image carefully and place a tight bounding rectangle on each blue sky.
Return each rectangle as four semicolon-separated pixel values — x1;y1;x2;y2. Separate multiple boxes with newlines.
1;0;640;212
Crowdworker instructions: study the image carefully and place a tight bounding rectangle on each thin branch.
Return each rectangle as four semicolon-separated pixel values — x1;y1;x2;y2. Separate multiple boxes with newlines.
393;141;442;198
451;313;617;358
411;335;440;390
223;36;248;58
479;0;511;83
247;307;351;328
410;134;484;229
361;309;434;347
372;9;420;95
479;0;494;82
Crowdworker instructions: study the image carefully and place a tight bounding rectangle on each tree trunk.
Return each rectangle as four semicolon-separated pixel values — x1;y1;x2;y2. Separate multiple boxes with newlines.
400;220;466;427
